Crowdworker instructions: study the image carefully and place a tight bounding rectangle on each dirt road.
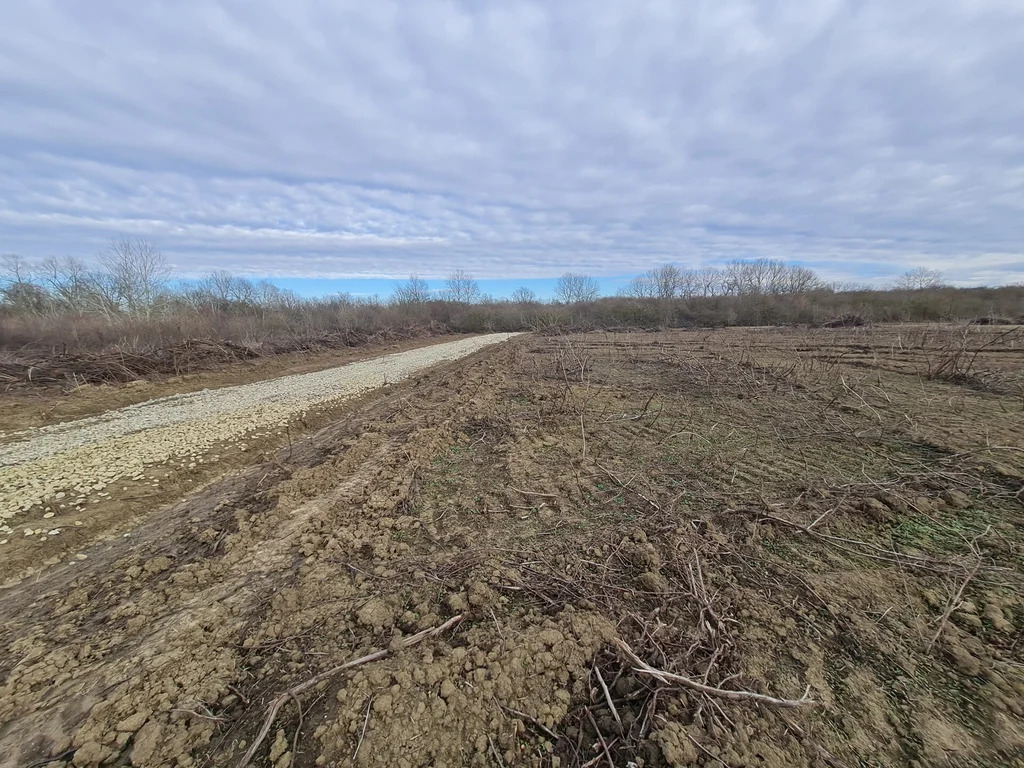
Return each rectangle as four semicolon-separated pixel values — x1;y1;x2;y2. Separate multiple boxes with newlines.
1;327;1021;768
0;334;518;542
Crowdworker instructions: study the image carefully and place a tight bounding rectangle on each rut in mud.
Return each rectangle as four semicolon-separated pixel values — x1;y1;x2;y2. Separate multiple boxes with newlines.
1;327;1023;768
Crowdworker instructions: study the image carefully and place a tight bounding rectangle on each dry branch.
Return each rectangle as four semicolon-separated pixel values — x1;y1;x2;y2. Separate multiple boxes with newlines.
593;665;622;729
237;614;464;767
615;640;818;709
926;527;989;652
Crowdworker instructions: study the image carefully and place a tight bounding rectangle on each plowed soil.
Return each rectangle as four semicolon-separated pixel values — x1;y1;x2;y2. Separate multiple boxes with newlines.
2;326;1023;768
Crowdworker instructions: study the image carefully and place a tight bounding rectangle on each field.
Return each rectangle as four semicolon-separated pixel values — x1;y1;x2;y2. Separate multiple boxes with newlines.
1;325;1023;768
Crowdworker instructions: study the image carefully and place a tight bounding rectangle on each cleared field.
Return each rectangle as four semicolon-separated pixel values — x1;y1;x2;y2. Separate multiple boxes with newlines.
1;326;1022;768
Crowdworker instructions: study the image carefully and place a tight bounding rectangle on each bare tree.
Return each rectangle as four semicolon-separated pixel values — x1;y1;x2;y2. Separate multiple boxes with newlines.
256;280;300;308
511;286;537;304
555;272;600;303
391;274;432;305
202;270;237;305
895;267;945;290
620;274;657;299
621;265;684;299
781;266;825;294
38;256;118;316
724;259;777;295
1;254;33;285
442;269;481;303
677;268;699;298
649;264;683;299
0;255;50;315
194;270;263;310
694;266;724;297
721;259;826;295
99;237;171;317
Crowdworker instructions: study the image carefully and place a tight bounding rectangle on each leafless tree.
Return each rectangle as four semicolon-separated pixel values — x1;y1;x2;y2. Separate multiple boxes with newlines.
99;238;171;317
781;265;825;294
256;280;300;308
622;265;685;299
1;254;33;285
511;286;537;304
37;256;116;317
677;268;699;298
1;255;50;315
194;270;264;309
694;266;725;297
894;267;945;290
391;274;432;305
650;264;683;299
721;259;826;296
442;269;481;303
620;274;657;298
555;272;600;303
201;270;238;304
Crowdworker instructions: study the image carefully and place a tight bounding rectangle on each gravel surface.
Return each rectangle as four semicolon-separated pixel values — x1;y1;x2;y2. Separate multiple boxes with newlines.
0;333;519;528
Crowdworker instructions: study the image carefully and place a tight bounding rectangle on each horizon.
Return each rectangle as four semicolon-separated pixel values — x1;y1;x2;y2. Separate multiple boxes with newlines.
3;2;1024;288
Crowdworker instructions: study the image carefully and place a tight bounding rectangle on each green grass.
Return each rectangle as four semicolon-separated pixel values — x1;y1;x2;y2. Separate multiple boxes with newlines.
892;508;991;553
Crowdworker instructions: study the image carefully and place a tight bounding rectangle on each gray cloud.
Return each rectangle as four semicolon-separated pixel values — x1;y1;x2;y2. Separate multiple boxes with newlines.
1;0;1023;285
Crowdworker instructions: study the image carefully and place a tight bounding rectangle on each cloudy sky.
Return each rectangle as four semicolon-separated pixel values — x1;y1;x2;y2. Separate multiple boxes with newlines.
2;1;1023;293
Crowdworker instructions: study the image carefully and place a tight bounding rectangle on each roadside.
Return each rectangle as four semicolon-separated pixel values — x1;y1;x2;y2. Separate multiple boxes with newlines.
0;333;476;434
0;334;518;583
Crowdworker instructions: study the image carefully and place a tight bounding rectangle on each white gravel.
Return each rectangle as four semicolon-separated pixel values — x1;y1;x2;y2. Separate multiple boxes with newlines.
0;333;519;528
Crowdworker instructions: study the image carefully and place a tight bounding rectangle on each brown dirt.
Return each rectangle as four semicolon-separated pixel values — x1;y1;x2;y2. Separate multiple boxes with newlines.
1;327;1023;768
0;334;476;434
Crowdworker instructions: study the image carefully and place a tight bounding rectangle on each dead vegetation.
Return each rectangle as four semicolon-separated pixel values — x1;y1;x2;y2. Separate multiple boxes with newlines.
0;325;448;391
1;325;1022;768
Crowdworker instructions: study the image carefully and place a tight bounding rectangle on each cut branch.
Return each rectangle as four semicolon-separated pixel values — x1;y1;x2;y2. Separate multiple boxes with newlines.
615;640;818;709
237;615;464;767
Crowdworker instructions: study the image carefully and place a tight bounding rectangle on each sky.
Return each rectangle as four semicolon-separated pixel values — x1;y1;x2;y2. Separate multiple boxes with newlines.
2;1;1023;298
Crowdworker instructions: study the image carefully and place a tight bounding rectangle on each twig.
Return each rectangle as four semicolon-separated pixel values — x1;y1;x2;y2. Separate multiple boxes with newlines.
488;735;508;767
780;713;853;768
585;707;615;768
498;704;561;742
237;615;463;767
580;412;587;461
686;733;730;767
616;640;817;709
926;528;988;652
510;487;560;498
593;665;622;730
171;708;229;722
289;693;304;762
353;695;374;761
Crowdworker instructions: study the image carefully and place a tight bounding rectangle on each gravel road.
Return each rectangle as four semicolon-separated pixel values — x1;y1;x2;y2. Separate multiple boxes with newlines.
0;333;519;530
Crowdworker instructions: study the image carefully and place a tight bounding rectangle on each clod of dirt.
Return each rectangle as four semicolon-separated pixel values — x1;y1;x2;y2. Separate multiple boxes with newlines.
859;497;893;522
357;598;397;630
983;602;1014;633
651;722;698;765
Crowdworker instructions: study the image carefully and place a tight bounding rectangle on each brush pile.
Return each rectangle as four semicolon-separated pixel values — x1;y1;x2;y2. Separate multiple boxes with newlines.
0;323;449;390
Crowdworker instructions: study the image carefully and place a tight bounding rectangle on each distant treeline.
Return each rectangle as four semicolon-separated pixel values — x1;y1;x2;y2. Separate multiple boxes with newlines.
1;240;1021;354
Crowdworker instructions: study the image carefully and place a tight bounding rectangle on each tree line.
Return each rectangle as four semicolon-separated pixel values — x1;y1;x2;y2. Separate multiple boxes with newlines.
1;239;1020;356
2;238;961;319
